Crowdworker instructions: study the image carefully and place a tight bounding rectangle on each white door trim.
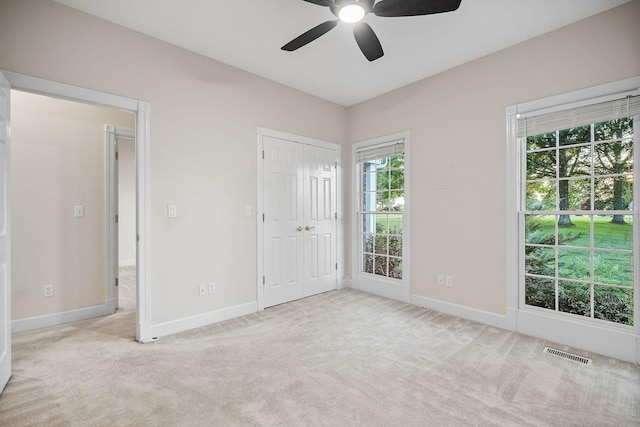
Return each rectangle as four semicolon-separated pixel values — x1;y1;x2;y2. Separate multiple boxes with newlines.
106;125;119;313
256;127;342;311
2;71;153;344
105;126;135;313
0;71;11;393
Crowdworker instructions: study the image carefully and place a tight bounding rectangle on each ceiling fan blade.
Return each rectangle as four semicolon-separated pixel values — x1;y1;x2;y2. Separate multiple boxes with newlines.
302;0;334;7
334;0;374;9
281;20;339;52
373;0;462;17
353;22;383;62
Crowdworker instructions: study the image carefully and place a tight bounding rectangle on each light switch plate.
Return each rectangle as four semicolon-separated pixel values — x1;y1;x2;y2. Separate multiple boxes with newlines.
74;205;84;218
167;205;177;218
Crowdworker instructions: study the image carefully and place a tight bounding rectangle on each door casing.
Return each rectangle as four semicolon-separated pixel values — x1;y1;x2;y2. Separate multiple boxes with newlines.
0;71;11;393
106;125;135;312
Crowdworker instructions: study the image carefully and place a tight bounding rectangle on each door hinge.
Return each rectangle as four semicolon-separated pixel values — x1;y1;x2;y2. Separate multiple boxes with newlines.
263;213;265;222
115;151;119;161
115;278;119;287
335;212;337;219
262;275;265;285
115;214;119;223
262;150;265;159
336;263;338;270
335;161;337;169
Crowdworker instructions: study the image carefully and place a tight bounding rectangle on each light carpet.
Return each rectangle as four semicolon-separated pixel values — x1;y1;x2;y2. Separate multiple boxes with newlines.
1;286;639;426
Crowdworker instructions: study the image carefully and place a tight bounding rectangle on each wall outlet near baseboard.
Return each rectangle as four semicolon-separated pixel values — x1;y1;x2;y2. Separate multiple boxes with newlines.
43;284;54;297
437;274;445;286
445;276;453;287
208;282;216;294
198;284;207;297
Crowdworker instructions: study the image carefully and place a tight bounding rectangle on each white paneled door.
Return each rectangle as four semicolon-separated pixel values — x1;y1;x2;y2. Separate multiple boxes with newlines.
0;71;11;392
262;135;337;308
303;144;337;297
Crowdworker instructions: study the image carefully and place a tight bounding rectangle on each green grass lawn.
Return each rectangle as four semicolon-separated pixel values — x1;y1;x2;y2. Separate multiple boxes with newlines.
376;214;403;234
526;214;634;286
529;214;633;248
525;214;635;325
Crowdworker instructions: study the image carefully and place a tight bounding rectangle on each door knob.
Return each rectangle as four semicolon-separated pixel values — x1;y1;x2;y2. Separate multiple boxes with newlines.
296;226;303;232
305;226;315;231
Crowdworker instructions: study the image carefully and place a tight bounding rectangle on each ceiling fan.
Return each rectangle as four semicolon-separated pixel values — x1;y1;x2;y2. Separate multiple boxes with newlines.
281;0;463;61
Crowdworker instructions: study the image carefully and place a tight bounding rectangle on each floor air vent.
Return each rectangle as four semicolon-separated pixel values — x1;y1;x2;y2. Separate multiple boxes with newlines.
543;347;592;365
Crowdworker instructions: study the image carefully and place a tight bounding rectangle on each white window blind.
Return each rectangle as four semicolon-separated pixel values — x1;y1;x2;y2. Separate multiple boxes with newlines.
355;140;404;163
517;94;640;137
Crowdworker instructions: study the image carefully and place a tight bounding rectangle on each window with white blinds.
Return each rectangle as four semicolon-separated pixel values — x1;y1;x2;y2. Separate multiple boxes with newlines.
355;139;406;280
518;90;638;326
517;94;640;137
355;140;405;163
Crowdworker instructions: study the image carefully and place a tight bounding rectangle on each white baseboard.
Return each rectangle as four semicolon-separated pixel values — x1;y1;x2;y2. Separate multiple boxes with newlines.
149;301;258;338
350;278;409;302
119;259;136;267
410;294;508;330
12;304;111;334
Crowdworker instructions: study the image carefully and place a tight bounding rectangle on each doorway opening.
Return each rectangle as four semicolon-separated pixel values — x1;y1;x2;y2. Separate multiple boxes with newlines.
2;70;152;343
10;91;135;333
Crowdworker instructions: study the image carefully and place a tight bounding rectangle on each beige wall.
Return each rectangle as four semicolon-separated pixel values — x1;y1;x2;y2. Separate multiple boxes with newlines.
10;91;135;319
346;1;640;315
0;0;348;325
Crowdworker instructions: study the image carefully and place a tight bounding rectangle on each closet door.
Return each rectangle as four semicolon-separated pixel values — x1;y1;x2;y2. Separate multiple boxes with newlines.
263;136;304;307
303;145;337;297
262;135;337;308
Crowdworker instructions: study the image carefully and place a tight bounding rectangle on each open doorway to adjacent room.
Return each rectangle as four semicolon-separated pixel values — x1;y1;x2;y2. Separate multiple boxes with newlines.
10;90;136;334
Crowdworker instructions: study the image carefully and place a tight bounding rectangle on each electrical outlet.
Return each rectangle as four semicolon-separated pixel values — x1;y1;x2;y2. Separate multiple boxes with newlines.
446;276;453;287
74;205;84;218
198;284;207;297
208;282;216;294
43;284;54;297
437;274;445;285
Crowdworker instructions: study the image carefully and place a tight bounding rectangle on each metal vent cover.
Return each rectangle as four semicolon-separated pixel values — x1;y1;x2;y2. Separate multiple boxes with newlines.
543;347;592;365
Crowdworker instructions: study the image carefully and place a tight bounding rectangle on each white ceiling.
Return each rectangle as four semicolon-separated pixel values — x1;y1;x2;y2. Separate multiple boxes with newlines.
54;0;629;106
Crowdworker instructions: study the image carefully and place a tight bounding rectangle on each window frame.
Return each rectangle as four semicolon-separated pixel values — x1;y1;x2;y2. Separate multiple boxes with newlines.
351;131;411;302
506;77;640;362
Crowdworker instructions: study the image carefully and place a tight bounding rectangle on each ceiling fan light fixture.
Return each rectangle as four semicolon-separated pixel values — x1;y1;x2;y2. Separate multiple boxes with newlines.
338;3;366;23
282;0;463;62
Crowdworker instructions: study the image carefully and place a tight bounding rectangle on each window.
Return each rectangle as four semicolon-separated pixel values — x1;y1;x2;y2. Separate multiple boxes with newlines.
518;94;639;326
356;140;405;280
